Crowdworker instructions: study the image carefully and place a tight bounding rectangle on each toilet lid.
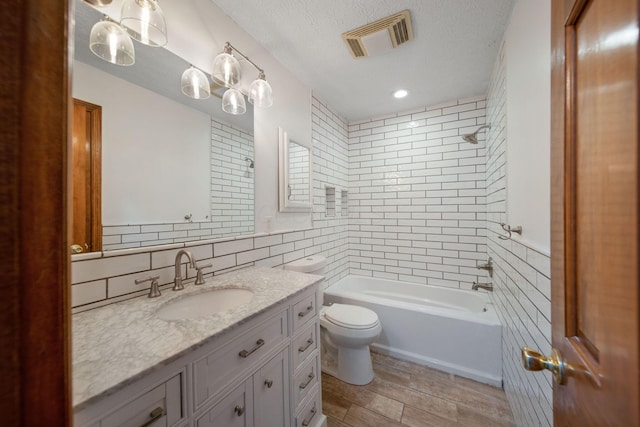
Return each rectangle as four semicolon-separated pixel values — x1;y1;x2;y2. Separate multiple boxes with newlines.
324;304;379;329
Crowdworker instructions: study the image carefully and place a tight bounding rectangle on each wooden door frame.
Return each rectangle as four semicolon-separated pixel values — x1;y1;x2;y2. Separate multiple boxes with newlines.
73;98;103;252
0;0;71;425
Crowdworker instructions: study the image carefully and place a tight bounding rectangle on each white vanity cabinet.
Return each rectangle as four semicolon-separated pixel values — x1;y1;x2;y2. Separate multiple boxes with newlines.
74;281;325;427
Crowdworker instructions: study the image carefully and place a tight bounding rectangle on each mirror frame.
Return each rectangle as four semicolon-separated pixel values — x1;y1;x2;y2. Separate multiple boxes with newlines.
278;127;312;212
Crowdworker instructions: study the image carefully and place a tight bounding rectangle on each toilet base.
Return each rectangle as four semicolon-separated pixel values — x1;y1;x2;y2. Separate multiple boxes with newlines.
321;329;375;386
337;346;375;385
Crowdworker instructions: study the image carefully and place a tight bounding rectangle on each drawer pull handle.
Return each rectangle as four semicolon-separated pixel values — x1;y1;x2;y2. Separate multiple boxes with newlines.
264;379;274;388
302;406;317;426
234;405;245;416
239;338;265;358
298;304;313;318
140;407;165;427
298;338;314;353
299;372;315;390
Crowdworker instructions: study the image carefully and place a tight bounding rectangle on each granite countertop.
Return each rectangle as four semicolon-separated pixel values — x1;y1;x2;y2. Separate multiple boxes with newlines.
72;267;322;410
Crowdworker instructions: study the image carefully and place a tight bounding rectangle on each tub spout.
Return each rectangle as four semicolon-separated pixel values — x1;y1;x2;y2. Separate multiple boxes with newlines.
472;282;493;292
476;257;493;277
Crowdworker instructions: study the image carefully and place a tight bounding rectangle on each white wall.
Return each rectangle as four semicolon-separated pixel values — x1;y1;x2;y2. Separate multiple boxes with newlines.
73;60;211;224
505;0;551;253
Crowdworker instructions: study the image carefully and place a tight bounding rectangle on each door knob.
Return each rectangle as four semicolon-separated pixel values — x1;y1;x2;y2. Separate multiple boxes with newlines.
521;346;568;385
71;244;83;254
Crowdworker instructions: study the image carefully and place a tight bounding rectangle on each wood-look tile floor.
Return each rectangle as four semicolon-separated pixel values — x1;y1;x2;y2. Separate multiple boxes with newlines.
322;352;516;427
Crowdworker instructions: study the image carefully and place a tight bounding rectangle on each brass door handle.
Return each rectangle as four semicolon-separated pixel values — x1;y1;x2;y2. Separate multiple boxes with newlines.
521;346;569;385
71;244;83;254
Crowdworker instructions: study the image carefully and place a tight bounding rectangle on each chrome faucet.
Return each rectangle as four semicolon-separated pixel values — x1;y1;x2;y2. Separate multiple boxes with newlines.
472;281;493;292
173;249;196;291
476;257;493;277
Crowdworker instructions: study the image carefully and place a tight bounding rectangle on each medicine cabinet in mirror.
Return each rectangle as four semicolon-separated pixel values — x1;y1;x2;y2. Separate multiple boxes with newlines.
278;127;312;212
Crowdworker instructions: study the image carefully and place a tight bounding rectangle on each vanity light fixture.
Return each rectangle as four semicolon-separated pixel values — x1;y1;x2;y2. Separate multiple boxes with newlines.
248;70;273;107
222;88;247;115
212;42;274;111
120;0;168;47
212;43;241;87
89;16;135;66
393;89;408;99
181;66;211;99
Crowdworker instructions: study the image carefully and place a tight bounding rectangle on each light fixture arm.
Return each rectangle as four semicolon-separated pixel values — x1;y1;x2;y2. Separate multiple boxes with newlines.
224;42;266;78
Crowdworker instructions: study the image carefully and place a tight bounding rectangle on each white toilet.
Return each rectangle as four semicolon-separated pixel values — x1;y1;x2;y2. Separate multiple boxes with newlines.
284;256;381;385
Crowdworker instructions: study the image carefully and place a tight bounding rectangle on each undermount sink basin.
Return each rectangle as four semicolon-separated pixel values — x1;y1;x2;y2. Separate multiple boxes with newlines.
156;288;254;320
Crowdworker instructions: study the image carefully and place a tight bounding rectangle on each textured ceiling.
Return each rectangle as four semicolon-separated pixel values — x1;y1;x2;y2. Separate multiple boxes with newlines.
210;0;515;121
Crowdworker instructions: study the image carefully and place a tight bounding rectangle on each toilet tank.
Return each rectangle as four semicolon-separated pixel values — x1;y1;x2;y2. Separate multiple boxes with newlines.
284;255;326;275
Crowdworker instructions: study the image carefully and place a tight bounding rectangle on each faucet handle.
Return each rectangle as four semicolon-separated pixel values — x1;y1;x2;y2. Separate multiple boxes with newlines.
195;263;213;285
135;275;161;298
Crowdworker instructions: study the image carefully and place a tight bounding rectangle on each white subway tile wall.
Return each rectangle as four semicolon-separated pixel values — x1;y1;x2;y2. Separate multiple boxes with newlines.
288;141;310;201
101;117;254;251
71;96;350;311
347;96;488;287
486;43;552;426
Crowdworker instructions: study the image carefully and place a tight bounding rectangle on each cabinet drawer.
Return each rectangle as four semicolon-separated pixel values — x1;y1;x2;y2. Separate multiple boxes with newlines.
293;353;319;411
195;378;252;427
292;292;317;332
292;321;318;371
295;385;322;427
193;310;288;411
99;373;182;427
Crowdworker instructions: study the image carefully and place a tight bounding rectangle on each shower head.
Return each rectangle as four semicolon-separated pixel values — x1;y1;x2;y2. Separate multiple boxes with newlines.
462;125;491;144
245;157;254;168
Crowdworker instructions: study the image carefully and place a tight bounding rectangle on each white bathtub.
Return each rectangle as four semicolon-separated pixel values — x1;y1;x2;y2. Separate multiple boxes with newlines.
323;275;502;387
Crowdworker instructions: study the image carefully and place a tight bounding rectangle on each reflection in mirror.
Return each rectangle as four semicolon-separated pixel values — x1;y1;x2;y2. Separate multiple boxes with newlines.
287;141;310;202
72;0;254;252
279;127;312;212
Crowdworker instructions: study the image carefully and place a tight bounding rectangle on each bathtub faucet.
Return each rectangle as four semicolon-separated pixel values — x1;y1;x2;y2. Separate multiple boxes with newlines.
476;257;493;277
472;281;493;292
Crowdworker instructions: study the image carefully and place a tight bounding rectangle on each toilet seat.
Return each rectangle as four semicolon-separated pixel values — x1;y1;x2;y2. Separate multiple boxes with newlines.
324;304;379;329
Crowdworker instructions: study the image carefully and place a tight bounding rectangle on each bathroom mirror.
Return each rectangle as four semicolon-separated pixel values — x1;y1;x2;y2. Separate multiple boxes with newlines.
279;127;312;212
72;0;254;252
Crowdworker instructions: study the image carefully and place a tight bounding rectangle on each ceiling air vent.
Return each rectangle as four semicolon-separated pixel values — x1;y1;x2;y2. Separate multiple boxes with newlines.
342;10;413;59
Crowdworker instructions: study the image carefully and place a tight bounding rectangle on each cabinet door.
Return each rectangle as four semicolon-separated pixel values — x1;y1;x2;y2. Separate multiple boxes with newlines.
196;378;253;427
254;349;290;427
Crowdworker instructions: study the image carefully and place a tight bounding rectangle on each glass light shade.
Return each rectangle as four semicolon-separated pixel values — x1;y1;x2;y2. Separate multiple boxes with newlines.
248;77;273;107
120;0;168;47
89;19;135;66
212;52;240;87
181;67;210;99
222;88;246;115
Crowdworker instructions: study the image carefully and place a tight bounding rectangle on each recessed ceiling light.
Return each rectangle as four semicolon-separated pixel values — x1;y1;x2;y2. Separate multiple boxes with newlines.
393;89;408;99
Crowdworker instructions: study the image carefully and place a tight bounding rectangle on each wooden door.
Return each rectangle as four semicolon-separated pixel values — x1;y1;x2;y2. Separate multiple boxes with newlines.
548;0;639;425
72;98;102;253
1;0;72;424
